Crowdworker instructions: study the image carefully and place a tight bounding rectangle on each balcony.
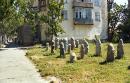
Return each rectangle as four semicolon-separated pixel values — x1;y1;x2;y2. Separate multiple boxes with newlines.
73;1;93;8
74;18;94;25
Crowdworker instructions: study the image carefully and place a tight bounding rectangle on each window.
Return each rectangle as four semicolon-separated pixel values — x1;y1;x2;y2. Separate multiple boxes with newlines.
62;10;68;20
81;0;84;2
75;12;79;19
94;0;101;7
86;0;92;3
74;7;92;21
64;0;67;4
77;0;92;3
95;12;100;21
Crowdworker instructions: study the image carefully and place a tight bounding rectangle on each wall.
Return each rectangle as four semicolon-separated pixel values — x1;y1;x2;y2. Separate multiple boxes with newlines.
59;0;108;40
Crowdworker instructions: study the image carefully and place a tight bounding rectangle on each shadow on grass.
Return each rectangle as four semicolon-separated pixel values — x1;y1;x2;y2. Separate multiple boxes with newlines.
99;60;114;65
66;61;70;63
128;66;130;70
56;56;66;58
90;54;102;57
99;60;107;65
115;56;124;60
56;56;61;58
43;53;55;56
66;60;76;64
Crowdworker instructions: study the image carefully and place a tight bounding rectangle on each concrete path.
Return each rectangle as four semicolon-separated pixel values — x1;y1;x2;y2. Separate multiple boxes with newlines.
0;48;48;83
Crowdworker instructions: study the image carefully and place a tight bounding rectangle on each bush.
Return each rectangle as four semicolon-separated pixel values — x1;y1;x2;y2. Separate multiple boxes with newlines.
112;32;119;43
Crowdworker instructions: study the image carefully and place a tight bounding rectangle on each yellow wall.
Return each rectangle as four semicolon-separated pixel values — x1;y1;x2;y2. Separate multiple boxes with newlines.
59;0;108;40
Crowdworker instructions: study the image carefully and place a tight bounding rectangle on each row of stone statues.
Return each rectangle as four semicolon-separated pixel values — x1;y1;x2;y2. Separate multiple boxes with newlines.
46;37;124;63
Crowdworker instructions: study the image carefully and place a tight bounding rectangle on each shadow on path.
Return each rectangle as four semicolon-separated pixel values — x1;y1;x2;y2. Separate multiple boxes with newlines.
4;42;34;50
5;42;19;48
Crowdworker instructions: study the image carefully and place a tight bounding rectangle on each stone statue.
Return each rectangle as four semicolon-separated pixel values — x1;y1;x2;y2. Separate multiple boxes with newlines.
75;40;79;48
68;44;71;53
70;52;77;63
51;40;55;53
63;38;68;52
60;42;65;58
106;43;115;62
70;37;75;50
46;42;49;51
83;39;89;55
80;44;85;59
117;39;124;59
55;38;59;50
95;39;101;56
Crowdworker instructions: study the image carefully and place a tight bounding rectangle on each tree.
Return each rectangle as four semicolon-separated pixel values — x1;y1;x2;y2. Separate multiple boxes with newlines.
40;0;64;40
0;0;64;44
0;0;35;43
118;6;130;42
108;2;127;42
107;0;114;41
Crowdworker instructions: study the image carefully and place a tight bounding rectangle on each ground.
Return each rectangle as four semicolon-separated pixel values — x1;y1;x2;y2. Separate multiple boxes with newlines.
26;43;130;83
0;48;48;83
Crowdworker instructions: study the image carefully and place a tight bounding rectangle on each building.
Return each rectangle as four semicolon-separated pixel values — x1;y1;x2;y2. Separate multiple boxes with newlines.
33;0;108;41
128;0;130;8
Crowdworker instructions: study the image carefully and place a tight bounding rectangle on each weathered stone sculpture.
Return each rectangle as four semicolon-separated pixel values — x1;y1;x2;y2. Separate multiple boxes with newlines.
63;38;68;52
95;39;101;56
68;44;71;53
70;37;75;50
55;38;59;50
75;40;79;48
83;39;89;55
46;42;49;51
70;52;77;63
60;42;65;58
51;40;55;53
80;44;85;59
106;43;115;62
117;39;124;59
59;39;63;45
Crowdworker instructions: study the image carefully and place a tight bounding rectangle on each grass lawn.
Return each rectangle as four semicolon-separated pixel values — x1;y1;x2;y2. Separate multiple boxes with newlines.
26;43;130;83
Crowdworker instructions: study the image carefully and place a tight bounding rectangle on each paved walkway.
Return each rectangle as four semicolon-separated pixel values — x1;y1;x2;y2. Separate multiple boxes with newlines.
0;48;48;83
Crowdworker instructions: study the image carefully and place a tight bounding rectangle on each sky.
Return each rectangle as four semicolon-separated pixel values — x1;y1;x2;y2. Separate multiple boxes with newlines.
114;0;128;5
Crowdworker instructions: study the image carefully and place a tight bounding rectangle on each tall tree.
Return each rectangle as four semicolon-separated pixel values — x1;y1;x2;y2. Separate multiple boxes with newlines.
109;3;127;42
107;0;114;41
40;0;64;40
0;0;35;43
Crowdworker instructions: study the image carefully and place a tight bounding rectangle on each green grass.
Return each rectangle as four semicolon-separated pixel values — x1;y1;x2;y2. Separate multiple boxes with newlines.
26;43;130;83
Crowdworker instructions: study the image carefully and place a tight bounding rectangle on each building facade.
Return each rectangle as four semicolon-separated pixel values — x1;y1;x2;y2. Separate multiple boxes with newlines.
33;0;108;41
60;0;108;40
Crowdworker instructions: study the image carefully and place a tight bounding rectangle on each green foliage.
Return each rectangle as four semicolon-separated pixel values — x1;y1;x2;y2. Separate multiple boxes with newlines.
112;31;120;43
108;3;127;42
118;9;130;35
0;0;35;36
0;0;64;41
40;0;64;37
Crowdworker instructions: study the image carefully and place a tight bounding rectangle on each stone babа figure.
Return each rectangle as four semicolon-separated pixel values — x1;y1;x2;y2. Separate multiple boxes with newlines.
60;42;65;58
95;38;101;56
106;43;115;62
117;39;124;59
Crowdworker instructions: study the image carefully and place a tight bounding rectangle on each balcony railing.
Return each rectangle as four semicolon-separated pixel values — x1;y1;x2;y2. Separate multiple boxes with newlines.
74;18;94;25
73;1;93;8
